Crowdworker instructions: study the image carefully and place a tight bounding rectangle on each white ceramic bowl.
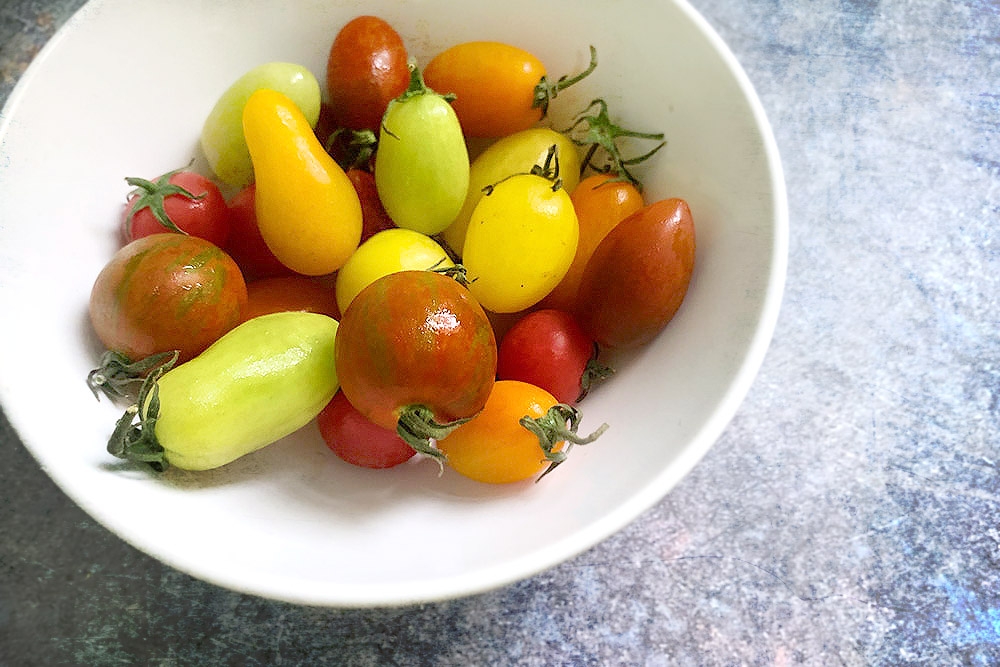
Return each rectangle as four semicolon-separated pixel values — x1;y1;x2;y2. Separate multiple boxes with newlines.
0;0;787;606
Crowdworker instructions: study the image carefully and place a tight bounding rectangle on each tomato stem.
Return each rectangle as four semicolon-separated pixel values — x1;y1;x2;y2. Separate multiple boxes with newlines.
124;164;205;234
396;405;470;472
533;45;599;118
577;343;615;402
87;349;180;403
104;351;179;472
562;98;666;190
519;403;608;481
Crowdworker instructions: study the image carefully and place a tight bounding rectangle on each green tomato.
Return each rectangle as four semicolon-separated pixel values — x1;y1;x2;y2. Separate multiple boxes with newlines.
201;62;321;189
442;128;581;256
335;228;454;314
375;67;470;235
463;172;579;313
106;311;339;471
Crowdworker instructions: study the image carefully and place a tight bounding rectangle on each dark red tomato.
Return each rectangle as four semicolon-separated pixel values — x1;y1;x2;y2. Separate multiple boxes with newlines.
122;169;231;247
347;168;396;243
317;391;415;469
576;198;696;348
334;270;497;460
325;15;410;131
89;233;248;363
223;184;293;281
497;309;610;404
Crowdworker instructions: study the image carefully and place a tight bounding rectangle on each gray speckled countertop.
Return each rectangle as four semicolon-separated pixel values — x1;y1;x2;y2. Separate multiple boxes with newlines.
2;0;998;665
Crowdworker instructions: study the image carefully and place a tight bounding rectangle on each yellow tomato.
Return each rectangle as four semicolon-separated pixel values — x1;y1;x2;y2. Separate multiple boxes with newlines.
242;89;362;275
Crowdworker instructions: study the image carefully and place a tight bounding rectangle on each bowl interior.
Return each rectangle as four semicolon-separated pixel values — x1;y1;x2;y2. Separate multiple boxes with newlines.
0;0;786;606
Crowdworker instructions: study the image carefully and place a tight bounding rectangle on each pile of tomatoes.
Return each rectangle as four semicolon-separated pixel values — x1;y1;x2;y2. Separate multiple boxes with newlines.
87;15;696;485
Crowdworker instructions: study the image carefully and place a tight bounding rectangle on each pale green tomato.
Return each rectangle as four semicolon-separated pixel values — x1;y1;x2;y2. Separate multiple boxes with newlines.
201;62;321;189
442;128;581;257
463;174;579;313
335;228;454;314
375;70;470;235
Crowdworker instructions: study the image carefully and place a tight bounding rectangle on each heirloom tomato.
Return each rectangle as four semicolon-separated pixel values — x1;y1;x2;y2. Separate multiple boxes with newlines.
437;380;607;484
541;173;644;311
122;168;231;247
107;312;340;471
423;42;598;138
223;184;293;281
496;309;611;405
334;227;453;315
463;148;579;313
89;234;248;364
334;270;497;463
325;15;410;132
375;65;470;235
442;127;581;256
576;198;696;348
242;275;341;322
317;391;416;469
243;89;363;275
201;62;321;189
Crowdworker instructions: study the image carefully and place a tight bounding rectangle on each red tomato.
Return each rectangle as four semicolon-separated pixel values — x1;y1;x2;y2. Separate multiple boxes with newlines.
576;198;696;348
223;184;293;281
334;270;497;462
347;168;396;243
242;275;341;322
497;309;611;404
122;168;231;247
325;16;410;131
317;391;415;469
89;234;248;363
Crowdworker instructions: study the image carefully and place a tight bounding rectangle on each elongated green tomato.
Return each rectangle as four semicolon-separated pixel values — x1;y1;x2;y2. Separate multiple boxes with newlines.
375;65;470;235
335;228;453;314
442;128;581;257
201;62;321;189
243;89;362;275
106;312;340;472
463;149;579;313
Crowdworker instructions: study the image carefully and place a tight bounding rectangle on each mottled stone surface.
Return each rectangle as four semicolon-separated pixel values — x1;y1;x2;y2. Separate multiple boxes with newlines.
1;0;998;665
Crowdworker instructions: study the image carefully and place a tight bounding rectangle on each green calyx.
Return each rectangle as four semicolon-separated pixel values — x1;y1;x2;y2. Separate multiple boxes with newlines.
533;45;599;118
563;98;666;190
483;143;565;196
87;349;179;403
395;405;470;473
519;403;609;481
104;351;179;472
577;343;615;403
124;165;203;234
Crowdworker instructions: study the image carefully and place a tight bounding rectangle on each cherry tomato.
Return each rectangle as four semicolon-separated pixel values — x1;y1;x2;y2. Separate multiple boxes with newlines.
496;309;611;404
223;184;293;281
540;173;645;312
89;234;248;363
463;148;578;313
576;198;696;348
375;65;470;235
242;275;340;323
317;391;415;469
334;227;453;315
325;15;410;132
346;168;396;243
423;42;597;138
334;270;497;462
122;168;231;247
437;380;607;484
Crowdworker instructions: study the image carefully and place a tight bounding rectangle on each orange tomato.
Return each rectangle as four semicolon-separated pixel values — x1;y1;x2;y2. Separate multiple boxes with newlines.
540;173;645;312
242;275;341;322
423;42;597;138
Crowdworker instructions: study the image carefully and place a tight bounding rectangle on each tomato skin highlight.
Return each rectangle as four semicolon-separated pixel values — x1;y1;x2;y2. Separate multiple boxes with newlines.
243;89;363;276
423;41;546;138
576;198;696;348
123;169;231;248
496;309;598;405
437;380;559;484
334;270;497;432
89;233;248;363
317;391;416;469
325;15;410;132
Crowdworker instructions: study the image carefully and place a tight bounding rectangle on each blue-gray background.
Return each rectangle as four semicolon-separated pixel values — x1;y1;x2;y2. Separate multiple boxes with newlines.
2;0;998;664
